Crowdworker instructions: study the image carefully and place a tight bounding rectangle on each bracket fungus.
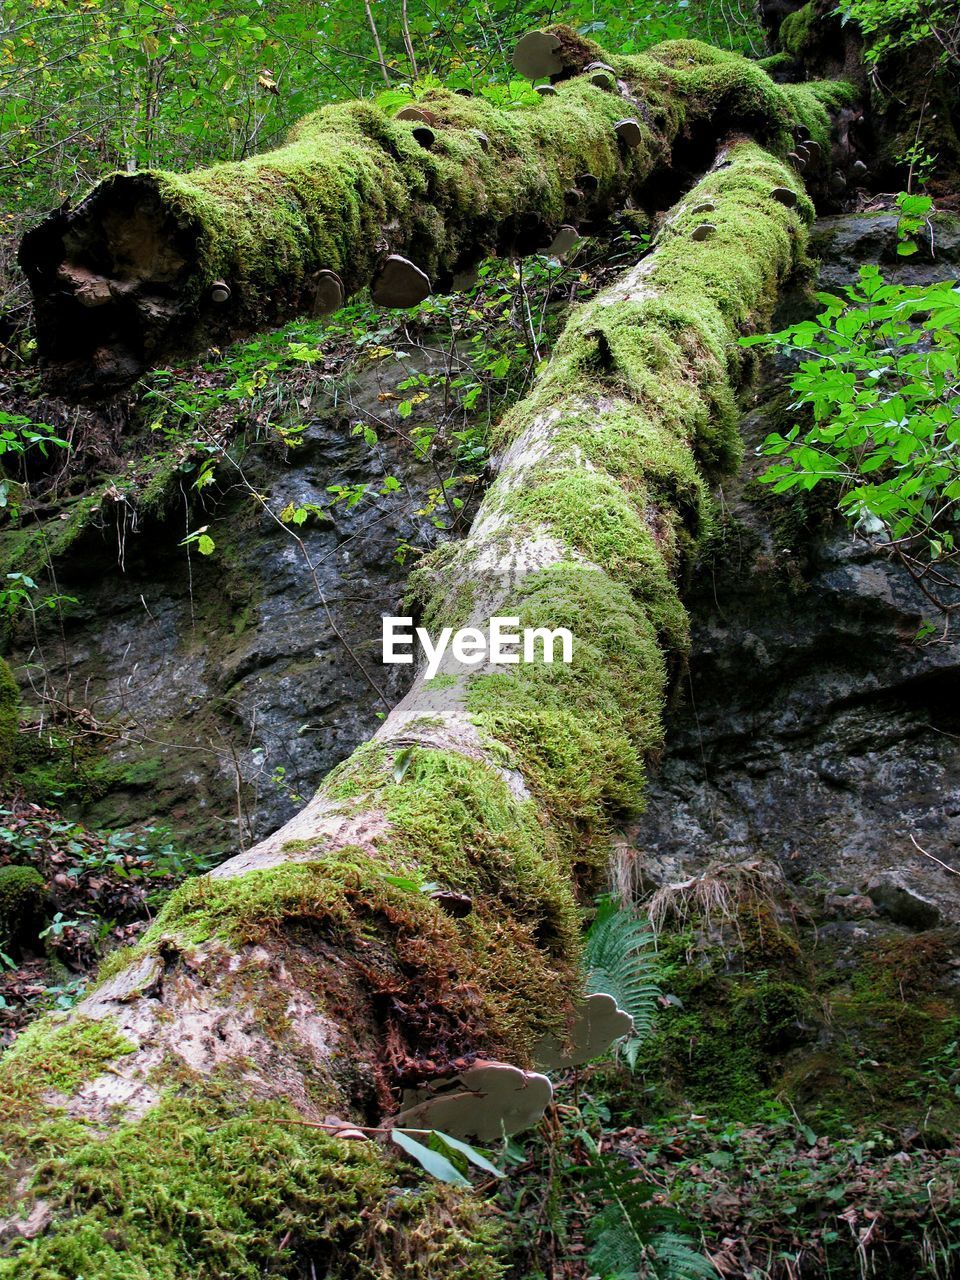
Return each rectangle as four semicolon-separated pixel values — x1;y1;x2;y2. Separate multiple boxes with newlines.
310;269;344;315
210;280;231;304
324;1115;369;1142
533;992;635;1068
394;1060;553;1141
395;105;433;124
769;186;798;207
614;117;643;148
588;69;616;91
542;224;581;257
691;222;717;241
512;29;564;80
428;888;473;918
534;83;558;97
371;255;432;308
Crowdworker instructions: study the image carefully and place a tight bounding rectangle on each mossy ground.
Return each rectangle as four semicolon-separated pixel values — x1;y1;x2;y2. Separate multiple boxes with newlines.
632;890;960;1138
0;660;17;777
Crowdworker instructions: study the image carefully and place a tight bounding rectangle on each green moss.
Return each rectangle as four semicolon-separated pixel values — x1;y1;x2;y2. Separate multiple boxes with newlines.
0;490;108;584
0;864;45;951
1;1015;135;1111
1;1077;505;1280
466;566;666;833
0;658;18;777
131;832;577;1061
757;51;796;73
424;673;458;689
780;3;818;58
7;724;167;812
637;941;816;1119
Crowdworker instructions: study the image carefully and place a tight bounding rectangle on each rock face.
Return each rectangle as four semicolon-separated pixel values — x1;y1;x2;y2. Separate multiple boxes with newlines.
8;349;452;851
631;211;960;924
626;211;960;1133
810;210;960;289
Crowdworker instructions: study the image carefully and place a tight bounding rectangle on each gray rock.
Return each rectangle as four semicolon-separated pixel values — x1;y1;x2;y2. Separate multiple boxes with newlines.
865;877;941;930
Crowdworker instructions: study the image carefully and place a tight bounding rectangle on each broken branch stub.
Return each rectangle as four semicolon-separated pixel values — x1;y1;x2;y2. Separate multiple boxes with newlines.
533;992;634;1068
512;29;564;80
371;255;432;308
394;1061;553;1141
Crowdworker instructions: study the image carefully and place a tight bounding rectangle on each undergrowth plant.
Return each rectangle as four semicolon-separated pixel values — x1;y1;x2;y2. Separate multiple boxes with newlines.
579;1135;715;1280
743;204;960;623
586;894;661;1067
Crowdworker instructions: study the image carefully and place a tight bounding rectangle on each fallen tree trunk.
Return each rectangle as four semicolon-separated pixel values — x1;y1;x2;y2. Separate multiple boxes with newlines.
18;29;847;390
1;136;817;1277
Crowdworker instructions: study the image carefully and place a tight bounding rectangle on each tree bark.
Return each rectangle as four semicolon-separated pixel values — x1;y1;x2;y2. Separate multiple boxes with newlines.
2;134;818;1276
17;28;847;391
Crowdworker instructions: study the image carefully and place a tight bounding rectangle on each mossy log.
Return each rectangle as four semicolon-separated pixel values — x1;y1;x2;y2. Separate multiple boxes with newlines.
1;140;815;1277
18;30;847;390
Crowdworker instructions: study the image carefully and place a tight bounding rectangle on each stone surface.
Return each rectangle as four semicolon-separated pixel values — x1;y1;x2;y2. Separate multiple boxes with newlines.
8;348;454;852
810;210;960;289
630;213;960;926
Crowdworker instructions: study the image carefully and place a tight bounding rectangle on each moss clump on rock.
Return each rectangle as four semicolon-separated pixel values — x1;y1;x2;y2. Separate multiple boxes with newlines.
0;659;18;778
0;865;45;953
779;2;818;59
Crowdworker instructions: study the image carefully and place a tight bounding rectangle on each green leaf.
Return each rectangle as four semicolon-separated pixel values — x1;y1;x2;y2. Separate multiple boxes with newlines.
197;534;215;556
391;1130;470;1186
393;747;414;782
431;1131;504;1177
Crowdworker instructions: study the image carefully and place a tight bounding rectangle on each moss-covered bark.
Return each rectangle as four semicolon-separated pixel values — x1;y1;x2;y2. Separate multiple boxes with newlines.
18;31;847;390
0;137;818;1276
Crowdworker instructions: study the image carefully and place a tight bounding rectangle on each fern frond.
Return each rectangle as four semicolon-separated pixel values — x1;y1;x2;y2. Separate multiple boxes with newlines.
647;1232;717;1280
585;895;661;1049
581;1143;713;1280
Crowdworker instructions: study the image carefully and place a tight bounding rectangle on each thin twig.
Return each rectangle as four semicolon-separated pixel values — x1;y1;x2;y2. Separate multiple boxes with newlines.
910;833;960;877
